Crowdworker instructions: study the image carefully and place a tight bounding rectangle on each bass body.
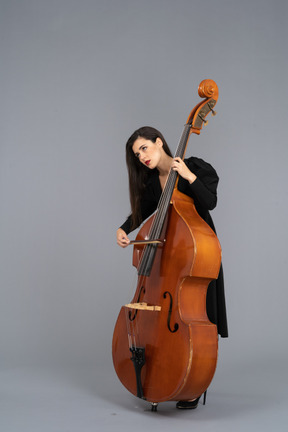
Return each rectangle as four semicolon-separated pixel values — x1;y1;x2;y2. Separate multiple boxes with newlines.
112;188;221;403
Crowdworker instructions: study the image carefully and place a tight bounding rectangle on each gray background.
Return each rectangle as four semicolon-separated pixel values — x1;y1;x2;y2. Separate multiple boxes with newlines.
1;0;288;431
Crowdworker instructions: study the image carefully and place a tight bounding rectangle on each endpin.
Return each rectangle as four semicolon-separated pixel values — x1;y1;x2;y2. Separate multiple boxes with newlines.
151;402;158;412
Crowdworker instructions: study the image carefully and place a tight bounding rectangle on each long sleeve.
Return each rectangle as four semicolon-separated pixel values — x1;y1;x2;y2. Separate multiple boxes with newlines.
119;215;133;235
178;157;219;211
120;157;219;233
119;199;157;234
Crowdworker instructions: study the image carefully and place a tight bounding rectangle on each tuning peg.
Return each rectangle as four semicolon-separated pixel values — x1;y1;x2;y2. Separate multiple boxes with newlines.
208;102;217;116
198;112;209;126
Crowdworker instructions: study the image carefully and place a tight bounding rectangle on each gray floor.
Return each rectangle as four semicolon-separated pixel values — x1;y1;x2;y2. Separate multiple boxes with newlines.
1;358;287;432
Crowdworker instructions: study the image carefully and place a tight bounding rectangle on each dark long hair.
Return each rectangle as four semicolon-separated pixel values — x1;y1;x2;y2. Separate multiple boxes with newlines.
125;126;172;230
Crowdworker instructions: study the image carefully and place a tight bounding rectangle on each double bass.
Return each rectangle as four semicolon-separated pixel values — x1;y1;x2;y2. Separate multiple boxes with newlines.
112;79;221;411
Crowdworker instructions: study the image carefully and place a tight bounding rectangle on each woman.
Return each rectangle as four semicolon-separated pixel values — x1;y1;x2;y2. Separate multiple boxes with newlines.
116;126;228;409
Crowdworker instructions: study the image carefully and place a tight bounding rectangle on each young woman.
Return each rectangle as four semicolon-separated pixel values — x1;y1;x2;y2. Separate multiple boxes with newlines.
116;126;228;409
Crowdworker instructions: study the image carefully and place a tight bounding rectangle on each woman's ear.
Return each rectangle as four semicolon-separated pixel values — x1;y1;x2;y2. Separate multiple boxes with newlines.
156;137;163;148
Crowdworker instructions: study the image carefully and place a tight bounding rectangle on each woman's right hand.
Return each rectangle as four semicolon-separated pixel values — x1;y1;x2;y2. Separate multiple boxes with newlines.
117;228;130;248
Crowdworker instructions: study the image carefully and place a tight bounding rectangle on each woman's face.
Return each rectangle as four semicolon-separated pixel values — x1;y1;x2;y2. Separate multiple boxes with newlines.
132;137;163;169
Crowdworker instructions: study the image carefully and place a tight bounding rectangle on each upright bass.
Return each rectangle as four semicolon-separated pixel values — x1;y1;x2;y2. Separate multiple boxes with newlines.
112;79;221;411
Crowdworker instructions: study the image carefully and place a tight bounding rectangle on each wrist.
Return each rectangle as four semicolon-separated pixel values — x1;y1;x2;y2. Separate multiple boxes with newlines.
188;174;197;184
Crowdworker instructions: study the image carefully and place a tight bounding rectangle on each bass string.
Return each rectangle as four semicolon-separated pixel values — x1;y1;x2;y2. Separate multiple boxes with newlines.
137;164;177;274
147;123;191;241
136;124;191;275
124;273;145;350
154;124;191;238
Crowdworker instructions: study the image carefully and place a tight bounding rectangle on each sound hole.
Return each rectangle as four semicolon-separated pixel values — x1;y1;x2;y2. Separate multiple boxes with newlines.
163;291;179;333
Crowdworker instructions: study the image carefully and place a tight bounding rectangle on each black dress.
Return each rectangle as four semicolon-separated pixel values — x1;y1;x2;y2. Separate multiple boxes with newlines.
120;157;228;338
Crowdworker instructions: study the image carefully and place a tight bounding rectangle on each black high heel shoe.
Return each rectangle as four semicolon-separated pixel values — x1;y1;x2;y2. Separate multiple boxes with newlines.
176;391;207;410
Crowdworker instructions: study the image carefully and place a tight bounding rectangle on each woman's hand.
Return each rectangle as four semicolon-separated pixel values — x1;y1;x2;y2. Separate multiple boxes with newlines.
117;228;130;248
171;157;197;183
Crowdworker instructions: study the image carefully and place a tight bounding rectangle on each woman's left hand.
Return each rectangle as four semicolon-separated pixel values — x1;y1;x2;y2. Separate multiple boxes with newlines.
171;157;197;184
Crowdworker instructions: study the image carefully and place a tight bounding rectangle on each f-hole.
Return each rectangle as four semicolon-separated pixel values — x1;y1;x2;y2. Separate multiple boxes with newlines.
163;291;179;333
